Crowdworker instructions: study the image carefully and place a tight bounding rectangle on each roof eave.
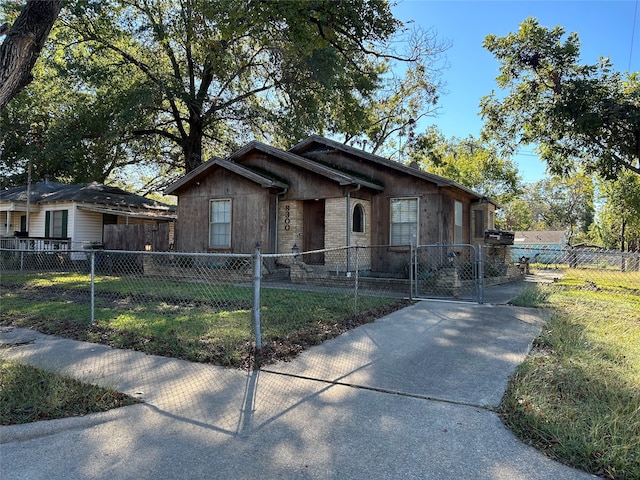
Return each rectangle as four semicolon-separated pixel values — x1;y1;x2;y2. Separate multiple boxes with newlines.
164;156;223;195
232;141;384;191
291;135;487;199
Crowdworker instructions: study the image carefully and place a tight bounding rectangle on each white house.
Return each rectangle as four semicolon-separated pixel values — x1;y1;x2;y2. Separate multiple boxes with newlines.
512;230;567;263
1;180;176;251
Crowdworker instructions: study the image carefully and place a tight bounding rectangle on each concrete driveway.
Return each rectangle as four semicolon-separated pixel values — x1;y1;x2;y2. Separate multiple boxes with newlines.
0;297;596;480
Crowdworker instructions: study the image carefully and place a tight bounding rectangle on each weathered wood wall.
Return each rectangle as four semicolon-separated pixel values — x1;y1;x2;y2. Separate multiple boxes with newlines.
104;224;145;250
173;166;272;253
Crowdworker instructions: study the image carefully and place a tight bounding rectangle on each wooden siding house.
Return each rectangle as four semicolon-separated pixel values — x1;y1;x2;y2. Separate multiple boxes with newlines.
165;135;497;272
1;180;176;252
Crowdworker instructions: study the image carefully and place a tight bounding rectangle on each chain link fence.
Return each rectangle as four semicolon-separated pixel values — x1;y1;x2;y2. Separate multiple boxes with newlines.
510;245;640;271
2;243;638;367
414;244;481;301
510;245;640;296
0;246;410;367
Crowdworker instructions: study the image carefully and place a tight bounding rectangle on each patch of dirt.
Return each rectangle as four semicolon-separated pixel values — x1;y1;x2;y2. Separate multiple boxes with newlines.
247;299;415;369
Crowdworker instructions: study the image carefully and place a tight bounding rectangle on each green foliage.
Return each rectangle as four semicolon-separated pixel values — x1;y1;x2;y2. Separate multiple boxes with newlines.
496;197;533;231
589;172;640;250
408;126;523;203
495;172;595;236
527;172;595;240
1;0;446;189
481;17;640;181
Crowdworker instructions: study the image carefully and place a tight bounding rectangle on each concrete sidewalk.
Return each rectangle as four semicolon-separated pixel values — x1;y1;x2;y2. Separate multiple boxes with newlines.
0;294;595;479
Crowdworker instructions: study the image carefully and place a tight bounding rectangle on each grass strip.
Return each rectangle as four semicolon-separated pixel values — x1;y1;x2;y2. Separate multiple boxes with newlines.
504;269;640;480
0;360;139;425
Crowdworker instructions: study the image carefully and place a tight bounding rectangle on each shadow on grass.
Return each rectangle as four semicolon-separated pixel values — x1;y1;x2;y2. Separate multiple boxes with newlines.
1;281;414;369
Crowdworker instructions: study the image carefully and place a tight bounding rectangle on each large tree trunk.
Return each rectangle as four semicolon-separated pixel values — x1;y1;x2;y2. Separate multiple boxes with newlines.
0;0;61;110
184;113;204;172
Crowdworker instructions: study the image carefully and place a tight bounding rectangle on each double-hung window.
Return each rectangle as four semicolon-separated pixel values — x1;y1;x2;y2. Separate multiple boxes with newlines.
209;199;231;248
390;198;418;246
44;210;68;239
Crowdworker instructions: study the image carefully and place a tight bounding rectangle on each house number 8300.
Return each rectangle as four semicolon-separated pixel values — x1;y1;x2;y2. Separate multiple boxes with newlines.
284;205;291;230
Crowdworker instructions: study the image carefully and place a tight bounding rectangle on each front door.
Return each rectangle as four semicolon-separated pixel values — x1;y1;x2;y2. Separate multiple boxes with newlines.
303;199;325;264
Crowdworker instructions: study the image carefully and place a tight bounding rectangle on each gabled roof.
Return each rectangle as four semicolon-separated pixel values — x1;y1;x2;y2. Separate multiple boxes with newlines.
514;230;566;244
165;140;384;195
1;181;176;219
290;135;492;202
165;151;289;195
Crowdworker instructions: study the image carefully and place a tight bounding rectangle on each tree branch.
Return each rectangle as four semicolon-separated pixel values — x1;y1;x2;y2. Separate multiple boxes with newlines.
0;0;62;110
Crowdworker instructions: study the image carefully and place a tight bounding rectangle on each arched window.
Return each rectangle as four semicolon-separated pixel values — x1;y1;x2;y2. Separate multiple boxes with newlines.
352;203;365;232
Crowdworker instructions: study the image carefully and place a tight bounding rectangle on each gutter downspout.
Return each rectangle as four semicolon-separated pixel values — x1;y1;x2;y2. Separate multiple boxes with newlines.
346;184;361;272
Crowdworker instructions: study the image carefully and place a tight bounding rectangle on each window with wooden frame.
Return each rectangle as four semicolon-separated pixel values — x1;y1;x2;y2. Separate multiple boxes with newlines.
390;197;418;246
209;199;231;248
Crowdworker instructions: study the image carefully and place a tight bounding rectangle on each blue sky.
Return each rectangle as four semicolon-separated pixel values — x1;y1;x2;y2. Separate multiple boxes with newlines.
391;0;639;183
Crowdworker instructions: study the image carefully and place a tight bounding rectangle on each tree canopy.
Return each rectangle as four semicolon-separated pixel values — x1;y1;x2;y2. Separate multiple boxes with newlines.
1;0;448;189
494;173;594;242
408;126;522;203
480;17;640;180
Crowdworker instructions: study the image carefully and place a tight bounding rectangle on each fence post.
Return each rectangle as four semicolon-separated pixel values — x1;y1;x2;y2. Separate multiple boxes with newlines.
354;246;359;315
253;244;262;351
410;244;415;300
90;251;95;325
477;245;484;304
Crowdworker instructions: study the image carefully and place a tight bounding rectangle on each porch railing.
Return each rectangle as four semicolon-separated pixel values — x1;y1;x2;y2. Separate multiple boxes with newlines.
0;236;72;251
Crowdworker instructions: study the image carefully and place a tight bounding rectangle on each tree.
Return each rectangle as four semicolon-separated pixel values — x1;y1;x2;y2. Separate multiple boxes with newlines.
0;31;170;189
590;172;640;251
408;126;522;203
336;29;449;158
496;197;532;231
0;0;61;110
525;173;595;243
5;0;444;181
480;17;640;180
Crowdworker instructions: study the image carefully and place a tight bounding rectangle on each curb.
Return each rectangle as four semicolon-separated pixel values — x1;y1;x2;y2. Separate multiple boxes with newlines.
0;403;145;444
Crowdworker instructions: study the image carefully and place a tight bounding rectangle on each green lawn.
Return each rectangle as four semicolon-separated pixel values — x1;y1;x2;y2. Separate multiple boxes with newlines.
507;269;640;480
0;272;406;367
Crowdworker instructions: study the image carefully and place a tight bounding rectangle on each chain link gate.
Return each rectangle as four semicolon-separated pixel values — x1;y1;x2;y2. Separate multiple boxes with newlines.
413;244;481;302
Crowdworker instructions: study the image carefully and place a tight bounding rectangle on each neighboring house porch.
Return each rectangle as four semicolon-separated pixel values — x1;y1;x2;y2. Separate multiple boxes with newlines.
1;180;176;253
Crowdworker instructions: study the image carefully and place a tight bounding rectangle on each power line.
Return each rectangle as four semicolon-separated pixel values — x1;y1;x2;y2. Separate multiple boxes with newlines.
514;150;539;158
630;0;638;71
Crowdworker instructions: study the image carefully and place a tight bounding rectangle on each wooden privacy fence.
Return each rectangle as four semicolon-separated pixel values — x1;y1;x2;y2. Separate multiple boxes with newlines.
103;223;171;251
